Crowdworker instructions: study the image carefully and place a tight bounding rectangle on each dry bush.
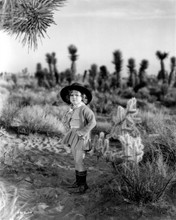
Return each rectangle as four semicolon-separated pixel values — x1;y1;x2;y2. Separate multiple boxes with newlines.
0;97;20;129
110;155;175;206
0;87;9;116
121;87;135;99
0;79;14;90
0;79;18;128
139;110;176;167
44;104;69;121
136;87;151;100
93;120;112;135
163;88;176;107
8;88;60;107
0;91;66;135
0;179;32;220
15;105;65;135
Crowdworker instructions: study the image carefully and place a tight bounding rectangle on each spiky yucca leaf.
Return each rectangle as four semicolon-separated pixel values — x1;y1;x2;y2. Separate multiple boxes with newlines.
0;0;66;49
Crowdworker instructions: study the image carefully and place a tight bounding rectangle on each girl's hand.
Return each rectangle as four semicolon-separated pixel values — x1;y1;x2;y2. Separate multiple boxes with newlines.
76;130;82;136
76;130;85;140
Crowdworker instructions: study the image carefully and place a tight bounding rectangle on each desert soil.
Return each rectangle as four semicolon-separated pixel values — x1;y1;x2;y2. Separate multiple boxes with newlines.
0;132;176;220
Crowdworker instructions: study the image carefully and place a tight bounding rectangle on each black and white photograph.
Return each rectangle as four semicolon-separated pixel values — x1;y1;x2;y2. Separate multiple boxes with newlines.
0;0;176;219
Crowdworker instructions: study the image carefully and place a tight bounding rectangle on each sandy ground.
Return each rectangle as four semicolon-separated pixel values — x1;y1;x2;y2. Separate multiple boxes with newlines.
0;132;176;220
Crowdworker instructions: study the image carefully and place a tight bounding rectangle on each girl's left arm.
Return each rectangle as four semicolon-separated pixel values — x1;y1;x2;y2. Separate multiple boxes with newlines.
62;108;73;132
77;107;96;137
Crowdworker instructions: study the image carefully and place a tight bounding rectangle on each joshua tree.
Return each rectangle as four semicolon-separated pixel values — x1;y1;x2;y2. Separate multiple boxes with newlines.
46;53;53;76
51;52;59;84
99;65;109;80
43;68;51;88
112;50;123;88
65;68;73;85
35;63;44;86
97;65;109;92
88;64;98;90
138;59;149;86
82;70;88;83
0;0;66;49
168;57;176;87
156;51;169;83
127;58;138;88
68;44;78;81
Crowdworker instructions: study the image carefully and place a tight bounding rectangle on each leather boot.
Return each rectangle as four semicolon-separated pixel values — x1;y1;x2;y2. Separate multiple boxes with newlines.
77;170;89;194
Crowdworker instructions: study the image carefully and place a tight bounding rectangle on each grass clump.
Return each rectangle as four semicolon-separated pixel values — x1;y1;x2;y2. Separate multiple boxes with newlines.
0;179;32;220
8;88;60;107
15;105;65;135
140;110;176;167
0;100;20;129
109;156;175;206
93;120;112;135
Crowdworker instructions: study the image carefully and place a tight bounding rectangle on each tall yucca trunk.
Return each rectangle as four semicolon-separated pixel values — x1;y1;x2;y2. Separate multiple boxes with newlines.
156;51;168;83
88;64;98;90
52;52;59;84
112;50;123;88
127;58;137;88
138;59;149;85
169;57;176;87
46;53;53;76
68;44;78;81
71;62;76;77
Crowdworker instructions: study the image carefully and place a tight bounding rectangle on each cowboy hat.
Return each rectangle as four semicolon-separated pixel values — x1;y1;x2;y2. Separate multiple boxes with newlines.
60;83;92;105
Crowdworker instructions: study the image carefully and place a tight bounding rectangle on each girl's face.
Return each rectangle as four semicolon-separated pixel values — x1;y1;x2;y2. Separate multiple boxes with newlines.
70;90;82;106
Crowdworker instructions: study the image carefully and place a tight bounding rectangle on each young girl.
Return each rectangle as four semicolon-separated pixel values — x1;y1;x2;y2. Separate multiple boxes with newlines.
60;83;96;194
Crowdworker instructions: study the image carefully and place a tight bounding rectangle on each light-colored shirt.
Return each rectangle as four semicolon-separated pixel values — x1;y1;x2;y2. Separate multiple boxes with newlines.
70;107;82;128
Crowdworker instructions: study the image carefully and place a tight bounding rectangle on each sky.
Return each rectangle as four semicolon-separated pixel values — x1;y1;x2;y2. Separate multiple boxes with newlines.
0;0;175;76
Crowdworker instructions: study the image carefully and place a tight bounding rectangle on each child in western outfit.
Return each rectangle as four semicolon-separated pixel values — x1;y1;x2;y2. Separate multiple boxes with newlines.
60;83;96;193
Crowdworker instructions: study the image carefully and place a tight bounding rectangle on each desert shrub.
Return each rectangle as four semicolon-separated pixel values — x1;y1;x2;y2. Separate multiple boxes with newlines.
92;120;112;135
137;100;159;112
0;101;20;129
0;179;32;220
14;105;65;135
11;75;38;90
121;87;135;99
139;110;165;134
91;91;129;115
0;78;14;90
149;86;161;100
163;88;176;107
111;96;128;108
9;89;60;107
139;110;176;167
135;87;150;100
11;74;17;86
0;87;10;117
109;156;174;206
91;92;113;115
44;104;69;121
0;93;67;134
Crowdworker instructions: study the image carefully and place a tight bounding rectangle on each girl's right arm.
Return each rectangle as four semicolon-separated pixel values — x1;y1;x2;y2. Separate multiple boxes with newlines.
62;109;73;132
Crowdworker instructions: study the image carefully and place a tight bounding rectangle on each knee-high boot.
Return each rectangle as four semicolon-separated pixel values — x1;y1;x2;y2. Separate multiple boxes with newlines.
77;170;89;193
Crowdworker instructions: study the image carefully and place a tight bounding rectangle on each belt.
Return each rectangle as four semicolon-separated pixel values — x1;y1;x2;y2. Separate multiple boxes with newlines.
71;126;80;129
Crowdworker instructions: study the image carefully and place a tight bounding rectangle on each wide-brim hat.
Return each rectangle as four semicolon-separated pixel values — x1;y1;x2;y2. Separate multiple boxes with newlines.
60;83;92;105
